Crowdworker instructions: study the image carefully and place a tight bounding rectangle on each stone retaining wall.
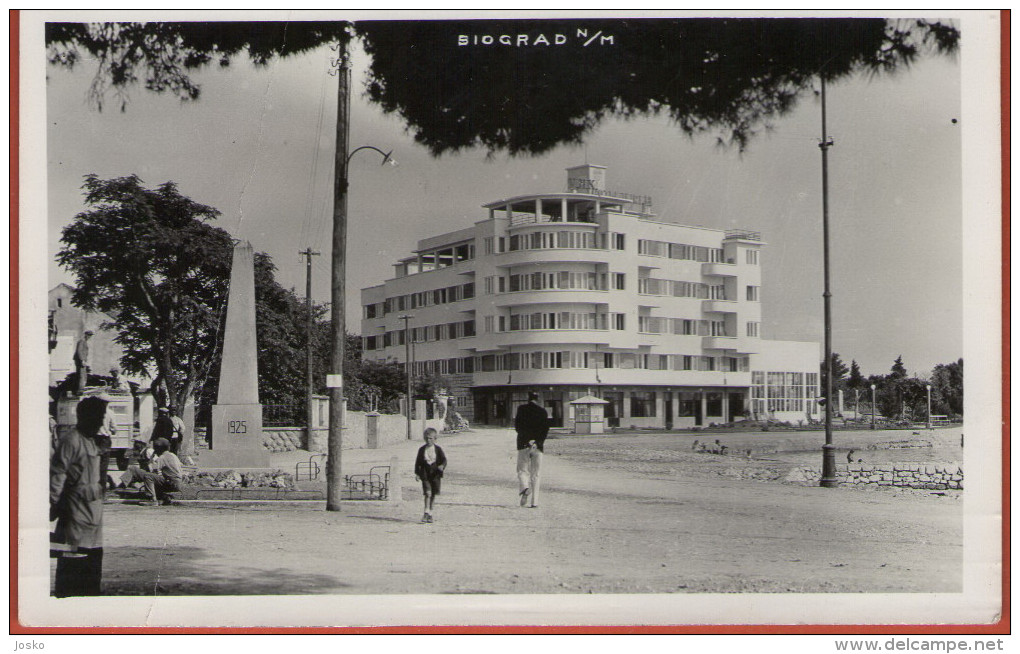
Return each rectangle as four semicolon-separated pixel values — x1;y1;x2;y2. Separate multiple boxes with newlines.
837;462;963;489
784;462;963;489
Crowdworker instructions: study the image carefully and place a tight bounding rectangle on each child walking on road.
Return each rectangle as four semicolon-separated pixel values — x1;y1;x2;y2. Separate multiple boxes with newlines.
414;428;447;523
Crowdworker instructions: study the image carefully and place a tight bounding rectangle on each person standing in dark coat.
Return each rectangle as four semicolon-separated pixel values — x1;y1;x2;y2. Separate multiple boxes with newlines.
50;394;109;597
514;392;550;508
150;407;183;454
414;428;447;523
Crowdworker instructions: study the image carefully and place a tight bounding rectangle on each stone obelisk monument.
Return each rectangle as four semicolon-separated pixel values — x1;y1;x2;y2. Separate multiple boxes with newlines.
203;241;269;469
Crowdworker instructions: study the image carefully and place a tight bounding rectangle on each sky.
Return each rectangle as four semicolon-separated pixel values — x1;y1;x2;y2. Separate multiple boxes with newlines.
44;20;964;378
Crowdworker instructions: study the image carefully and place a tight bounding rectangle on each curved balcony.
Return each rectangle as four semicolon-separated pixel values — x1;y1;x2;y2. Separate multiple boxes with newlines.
701;262;738;277
701;299;738;314
494;248;608;267
486;329;612;348
493;289;609;307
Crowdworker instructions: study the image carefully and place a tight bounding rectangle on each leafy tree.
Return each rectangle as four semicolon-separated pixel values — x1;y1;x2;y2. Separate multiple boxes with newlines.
58;174;233;414
46;18;959;153
930;358;963;417
60;174;345;418
412;372;451;402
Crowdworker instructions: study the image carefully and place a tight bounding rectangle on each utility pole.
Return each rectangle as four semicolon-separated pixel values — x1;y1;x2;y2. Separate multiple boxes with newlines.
399;314;413;440
326;40;351;512
818;75;838;488
325;38;394;510
299;247;320;448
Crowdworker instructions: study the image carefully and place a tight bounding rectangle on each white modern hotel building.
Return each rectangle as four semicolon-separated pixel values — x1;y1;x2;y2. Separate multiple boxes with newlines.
361;165;821;429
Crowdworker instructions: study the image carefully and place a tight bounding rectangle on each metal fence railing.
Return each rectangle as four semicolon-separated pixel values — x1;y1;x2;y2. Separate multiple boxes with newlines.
262;403;304;428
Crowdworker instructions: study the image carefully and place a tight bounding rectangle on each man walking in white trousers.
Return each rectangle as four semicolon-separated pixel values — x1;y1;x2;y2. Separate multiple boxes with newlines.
514;392;550;508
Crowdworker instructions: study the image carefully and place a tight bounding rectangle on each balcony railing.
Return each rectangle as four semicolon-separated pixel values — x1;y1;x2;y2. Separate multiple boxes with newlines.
725;229;762;241
508;213;599;228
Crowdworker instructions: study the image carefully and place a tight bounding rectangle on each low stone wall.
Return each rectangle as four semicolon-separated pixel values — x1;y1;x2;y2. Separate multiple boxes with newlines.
837;462;963;489
263;428;305;452
786;462;963;489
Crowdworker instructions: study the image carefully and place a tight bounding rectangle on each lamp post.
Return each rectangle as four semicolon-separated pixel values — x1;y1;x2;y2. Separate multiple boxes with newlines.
870;384;877;430
399;314;413;441
926;384;932;430
325;41;396;511
818;75;838;488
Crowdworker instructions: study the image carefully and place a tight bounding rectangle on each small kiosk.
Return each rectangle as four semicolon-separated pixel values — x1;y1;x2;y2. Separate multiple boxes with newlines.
570;395;610;434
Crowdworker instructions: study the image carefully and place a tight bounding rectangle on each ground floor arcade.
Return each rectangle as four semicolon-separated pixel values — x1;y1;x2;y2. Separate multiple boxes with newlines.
471;386;751;430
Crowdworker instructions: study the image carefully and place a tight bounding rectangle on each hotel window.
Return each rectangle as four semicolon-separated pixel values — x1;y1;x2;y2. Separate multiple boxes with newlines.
484;237;494;255
613;273;625;290
498;277;506;293
710;320;727;337
746;321;760;337
485;276;494;294
603;352;615;368
498;316;506;332
364;336;377;351
746;249;759;265
746;285;760;301
364;304;377;319
484;316;494;333
630;391;656;418
710;284;727;300
612;313;625;330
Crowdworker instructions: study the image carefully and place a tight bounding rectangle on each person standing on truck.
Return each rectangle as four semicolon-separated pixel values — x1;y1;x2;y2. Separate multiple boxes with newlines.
73;330;93;394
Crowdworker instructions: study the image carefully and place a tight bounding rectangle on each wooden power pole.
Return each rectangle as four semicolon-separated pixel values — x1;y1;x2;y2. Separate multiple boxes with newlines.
299;247;320;451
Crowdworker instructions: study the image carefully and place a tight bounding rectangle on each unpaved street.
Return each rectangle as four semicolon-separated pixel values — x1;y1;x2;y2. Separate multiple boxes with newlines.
89;427;961;596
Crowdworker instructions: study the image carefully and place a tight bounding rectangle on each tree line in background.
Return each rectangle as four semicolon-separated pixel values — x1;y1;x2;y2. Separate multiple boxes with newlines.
58;175;435;418
822;353;963;422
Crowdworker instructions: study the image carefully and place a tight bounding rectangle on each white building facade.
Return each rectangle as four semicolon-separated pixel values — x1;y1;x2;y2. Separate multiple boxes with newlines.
361;165;820;429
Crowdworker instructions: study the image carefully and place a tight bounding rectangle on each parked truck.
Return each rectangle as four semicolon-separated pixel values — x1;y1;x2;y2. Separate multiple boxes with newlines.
55;388;138;469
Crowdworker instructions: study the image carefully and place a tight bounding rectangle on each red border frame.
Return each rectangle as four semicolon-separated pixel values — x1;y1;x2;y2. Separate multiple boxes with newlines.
9;10;1010;635
10;7;21;635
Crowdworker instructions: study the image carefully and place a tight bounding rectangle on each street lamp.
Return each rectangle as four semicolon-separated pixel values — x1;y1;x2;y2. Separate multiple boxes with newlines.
818;75;838;488
326;43;396;511
870;384;877;430
926;384;932;430
399;314;413;441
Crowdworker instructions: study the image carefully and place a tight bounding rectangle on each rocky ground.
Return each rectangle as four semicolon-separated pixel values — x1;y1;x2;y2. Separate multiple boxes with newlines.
74;426;963;599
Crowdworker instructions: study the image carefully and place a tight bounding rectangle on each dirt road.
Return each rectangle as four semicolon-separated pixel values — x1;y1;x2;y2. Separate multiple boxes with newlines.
90;427;961;596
